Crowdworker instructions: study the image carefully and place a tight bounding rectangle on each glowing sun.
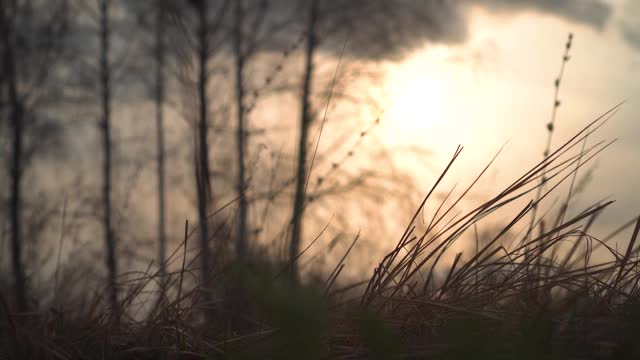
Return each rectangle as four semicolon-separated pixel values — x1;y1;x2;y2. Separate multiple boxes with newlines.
384;57;449;131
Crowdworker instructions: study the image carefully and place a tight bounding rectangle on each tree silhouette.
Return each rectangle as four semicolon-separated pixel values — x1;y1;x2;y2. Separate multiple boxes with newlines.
98;0;118;314
154;0;168;289
1;0;70;312
234;0;248;266
290;0;319;285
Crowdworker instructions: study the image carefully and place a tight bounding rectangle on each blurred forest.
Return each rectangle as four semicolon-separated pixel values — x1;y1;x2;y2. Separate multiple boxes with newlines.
0;0;434;313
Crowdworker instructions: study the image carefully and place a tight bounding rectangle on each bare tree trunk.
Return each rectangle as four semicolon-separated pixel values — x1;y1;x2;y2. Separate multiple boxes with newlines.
290;0;318;286
233;0;247;263
194;0;212;295
155;0;167;287
99;0;117;313
1;3;27;311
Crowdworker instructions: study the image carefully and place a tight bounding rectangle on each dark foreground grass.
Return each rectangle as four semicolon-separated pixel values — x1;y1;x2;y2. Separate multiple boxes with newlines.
2;105;640;359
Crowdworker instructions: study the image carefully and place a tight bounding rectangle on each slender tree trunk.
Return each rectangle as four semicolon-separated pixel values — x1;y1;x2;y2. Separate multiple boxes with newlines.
195;0;212;293
99;0;117;313
155;0;167;287
233;0;247;262
290;0;318;285
1;3;27;311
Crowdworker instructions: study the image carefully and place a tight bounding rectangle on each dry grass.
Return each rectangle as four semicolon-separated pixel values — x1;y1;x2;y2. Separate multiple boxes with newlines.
3;104;640;359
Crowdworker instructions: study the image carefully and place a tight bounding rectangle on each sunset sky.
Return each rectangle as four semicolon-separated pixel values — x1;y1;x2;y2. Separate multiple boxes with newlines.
8;0;640;279
373;0;640;243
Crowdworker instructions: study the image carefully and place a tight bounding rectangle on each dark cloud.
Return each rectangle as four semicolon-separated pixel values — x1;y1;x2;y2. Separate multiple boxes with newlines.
277;0;613;60
466;0;612;30
621;25;640;50
318;1;468;60
619;1;640;50
254;0;467;60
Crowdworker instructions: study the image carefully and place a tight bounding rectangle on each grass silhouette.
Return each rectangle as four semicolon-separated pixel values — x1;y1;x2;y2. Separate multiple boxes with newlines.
3;102;640;359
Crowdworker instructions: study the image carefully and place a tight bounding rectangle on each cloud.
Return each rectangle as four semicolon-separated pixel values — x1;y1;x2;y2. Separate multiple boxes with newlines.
621;24;640;50
274;0;612;60
466;0;612;30
319;0;468;60
619;1;640;50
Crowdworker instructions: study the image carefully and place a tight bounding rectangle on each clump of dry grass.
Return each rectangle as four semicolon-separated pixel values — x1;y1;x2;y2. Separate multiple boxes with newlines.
2;104;639;359
355;103;633;358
